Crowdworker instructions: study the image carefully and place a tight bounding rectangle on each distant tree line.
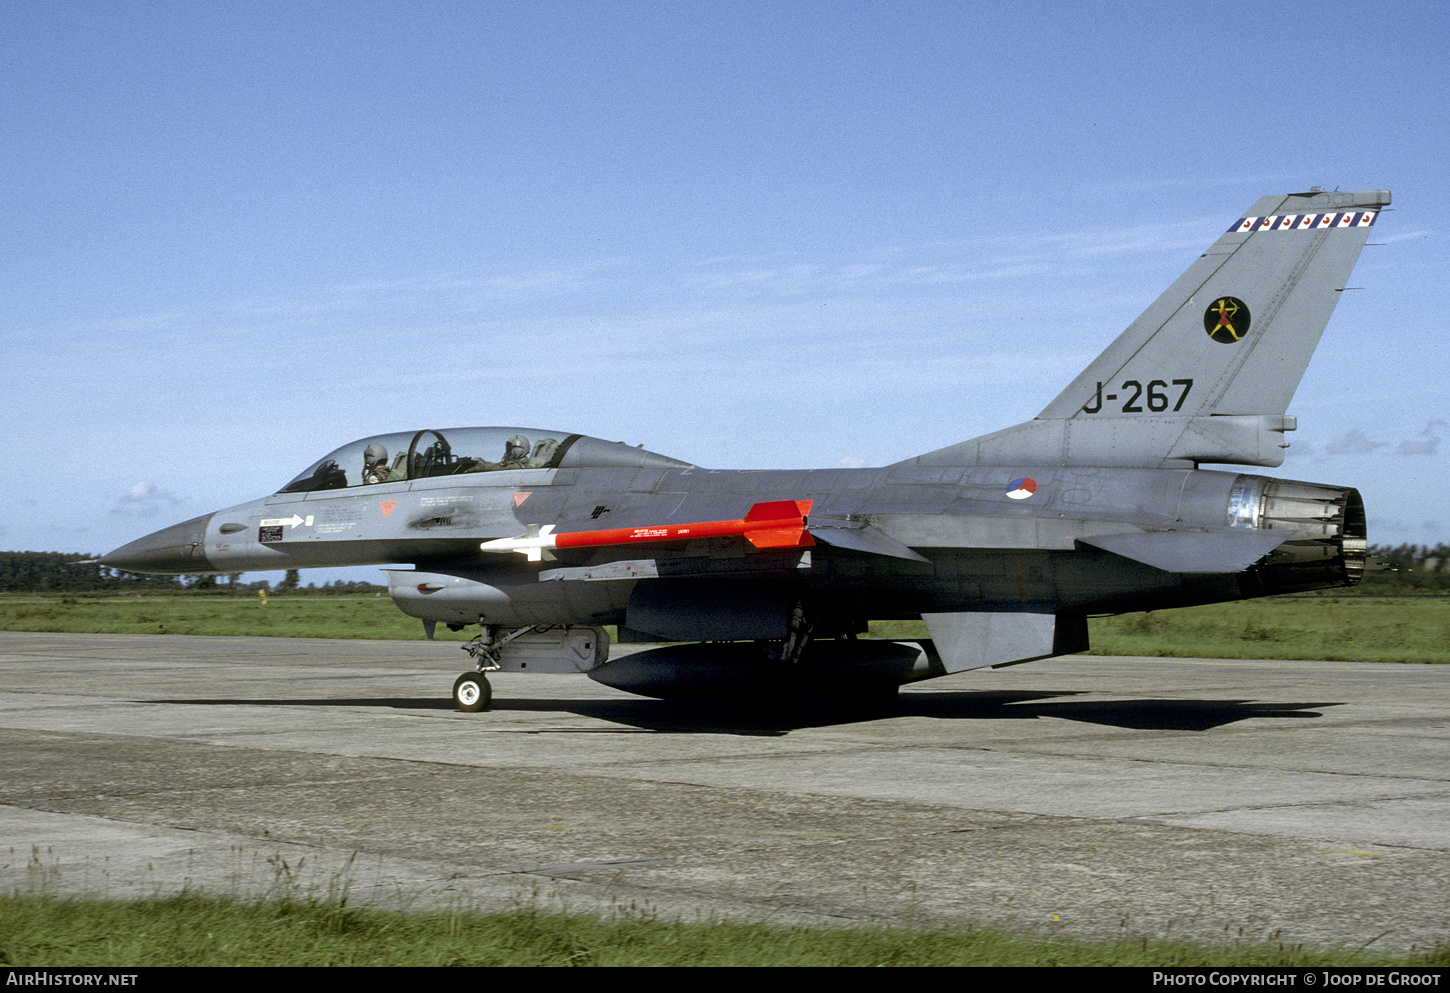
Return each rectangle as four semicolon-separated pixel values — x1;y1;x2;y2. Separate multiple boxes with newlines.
1364;543;1450;590
1369;543;1450;572
0;552;384;594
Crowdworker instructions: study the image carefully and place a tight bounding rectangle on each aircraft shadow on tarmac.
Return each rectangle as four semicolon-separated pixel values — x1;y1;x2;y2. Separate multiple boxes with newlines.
149;690;1342;735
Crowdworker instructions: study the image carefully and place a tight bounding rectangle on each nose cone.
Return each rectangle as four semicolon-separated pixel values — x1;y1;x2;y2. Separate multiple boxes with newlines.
100;513;217;574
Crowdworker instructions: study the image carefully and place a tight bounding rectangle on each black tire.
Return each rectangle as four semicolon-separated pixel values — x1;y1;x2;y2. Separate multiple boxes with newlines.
453;672;491;712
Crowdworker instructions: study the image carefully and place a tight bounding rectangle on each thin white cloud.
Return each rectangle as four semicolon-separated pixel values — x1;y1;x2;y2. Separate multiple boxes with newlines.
1398;420;1446;456
110;481;183;518
1326;429;1387;455
1377;230;1432;245
1319;422;1446;459
677;219;1209;300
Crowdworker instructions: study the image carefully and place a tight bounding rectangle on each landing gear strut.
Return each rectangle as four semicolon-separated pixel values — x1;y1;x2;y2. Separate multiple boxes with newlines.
774;600;814;665
452;623;538;712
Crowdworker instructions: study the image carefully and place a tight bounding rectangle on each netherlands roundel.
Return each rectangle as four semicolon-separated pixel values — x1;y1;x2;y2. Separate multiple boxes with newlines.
1204;296;1251;344
1006;477;1037;500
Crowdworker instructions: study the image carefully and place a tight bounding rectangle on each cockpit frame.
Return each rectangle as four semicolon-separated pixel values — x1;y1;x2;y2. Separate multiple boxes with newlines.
277;426;692;494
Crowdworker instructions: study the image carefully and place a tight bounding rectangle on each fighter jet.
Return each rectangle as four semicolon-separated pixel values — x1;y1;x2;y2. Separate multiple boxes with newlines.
101;187;1388;712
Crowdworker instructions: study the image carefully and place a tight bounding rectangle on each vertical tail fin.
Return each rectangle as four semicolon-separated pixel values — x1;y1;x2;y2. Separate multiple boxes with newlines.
901;188;1390;469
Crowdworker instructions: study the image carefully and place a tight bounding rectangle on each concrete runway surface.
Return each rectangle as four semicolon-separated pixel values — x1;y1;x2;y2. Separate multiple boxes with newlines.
2;630;1447;951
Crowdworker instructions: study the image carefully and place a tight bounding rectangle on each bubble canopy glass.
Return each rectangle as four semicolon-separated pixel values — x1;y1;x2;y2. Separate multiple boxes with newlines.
277;426;691;493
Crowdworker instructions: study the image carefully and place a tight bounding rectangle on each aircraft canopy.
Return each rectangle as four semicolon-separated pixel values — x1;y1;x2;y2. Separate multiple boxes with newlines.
278;426;693;493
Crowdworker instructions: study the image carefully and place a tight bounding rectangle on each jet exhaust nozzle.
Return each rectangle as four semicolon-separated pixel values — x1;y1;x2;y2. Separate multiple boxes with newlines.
1230;476;1366;595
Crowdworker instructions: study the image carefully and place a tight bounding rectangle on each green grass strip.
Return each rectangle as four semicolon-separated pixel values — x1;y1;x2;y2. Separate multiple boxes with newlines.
2;893;1446;967
3;593;1448;664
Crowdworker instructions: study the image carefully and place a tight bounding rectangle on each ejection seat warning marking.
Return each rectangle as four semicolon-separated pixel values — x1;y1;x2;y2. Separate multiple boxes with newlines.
259;514;313;542
380;500;397;517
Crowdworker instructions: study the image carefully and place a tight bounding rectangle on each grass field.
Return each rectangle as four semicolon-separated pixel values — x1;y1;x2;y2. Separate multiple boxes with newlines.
2;892;1445;967
1089;596;1450;664
0;591;472;641
3;591;1446;664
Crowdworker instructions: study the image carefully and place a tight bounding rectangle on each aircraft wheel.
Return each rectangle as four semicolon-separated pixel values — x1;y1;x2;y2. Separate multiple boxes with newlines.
453;672;491;712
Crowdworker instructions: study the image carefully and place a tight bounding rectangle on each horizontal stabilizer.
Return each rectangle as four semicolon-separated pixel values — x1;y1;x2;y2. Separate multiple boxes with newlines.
1078;528;1289;574
807;518;930;562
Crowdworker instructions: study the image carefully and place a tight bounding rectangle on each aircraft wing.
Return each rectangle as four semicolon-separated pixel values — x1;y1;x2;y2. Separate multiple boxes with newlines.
806;517;930;562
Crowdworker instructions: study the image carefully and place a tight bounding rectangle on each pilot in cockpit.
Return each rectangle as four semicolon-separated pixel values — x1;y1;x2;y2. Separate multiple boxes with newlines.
500;435;531;469
362;443;400;484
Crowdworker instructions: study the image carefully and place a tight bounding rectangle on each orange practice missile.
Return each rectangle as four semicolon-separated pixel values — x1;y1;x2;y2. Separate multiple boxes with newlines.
479;499;814;560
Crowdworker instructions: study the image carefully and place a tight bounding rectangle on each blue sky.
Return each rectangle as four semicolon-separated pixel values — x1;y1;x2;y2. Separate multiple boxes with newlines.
4;0;1448;578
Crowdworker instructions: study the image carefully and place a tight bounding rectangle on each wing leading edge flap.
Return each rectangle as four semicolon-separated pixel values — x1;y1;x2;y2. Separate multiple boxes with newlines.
1078;528;1289;574
921;606;1088;674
